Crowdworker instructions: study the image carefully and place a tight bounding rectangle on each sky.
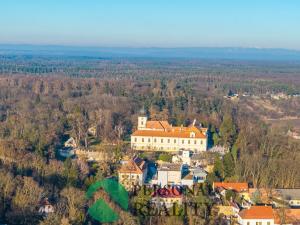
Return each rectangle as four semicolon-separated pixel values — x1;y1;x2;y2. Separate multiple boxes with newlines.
0;0;300;49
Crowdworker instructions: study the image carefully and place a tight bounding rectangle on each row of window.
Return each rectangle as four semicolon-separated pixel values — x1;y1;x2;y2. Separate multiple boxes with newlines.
247;222;271;225
135;145;199;152
133;137;203;145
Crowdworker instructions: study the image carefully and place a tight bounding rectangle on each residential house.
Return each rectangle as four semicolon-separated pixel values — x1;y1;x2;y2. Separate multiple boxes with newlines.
238;206;275;225
151;163;182;187
152;187;183;208
192;167;207;183
118;156;148;190
217;202;240;219
131;116;208;152
213;182;249;196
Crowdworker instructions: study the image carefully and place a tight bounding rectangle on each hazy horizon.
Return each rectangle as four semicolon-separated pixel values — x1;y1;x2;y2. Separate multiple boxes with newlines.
1;1;300;49
1;44;300;61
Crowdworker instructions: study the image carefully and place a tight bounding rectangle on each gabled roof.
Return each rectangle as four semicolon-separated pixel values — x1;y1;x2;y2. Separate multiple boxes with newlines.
239;206;274;219
213;182;248;192
118;156;146;174
132;127;206;139
134;118;207;139
157;163;181;172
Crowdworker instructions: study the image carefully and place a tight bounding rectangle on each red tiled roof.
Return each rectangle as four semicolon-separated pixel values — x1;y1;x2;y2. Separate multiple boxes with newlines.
118;156;146;174
213;182;248;192
239;206;274;219
132;126;206;139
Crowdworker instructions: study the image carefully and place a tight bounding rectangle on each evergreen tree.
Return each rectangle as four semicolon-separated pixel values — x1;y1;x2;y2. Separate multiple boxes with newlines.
213;156;224;180
223;153;235;178
219;113;237;148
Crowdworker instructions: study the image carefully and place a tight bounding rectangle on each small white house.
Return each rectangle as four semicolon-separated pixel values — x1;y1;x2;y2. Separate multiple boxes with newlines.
152;163;182;187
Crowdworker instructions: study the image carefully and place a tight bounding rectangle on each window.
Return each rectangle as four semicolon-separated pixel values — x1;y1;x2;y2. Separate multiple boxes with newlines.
190;132;195;138
256;222;262;225
194;140;197;144
134;138;137;142
188;140;190;144
154;138;157;143
200;140;203;144
161;139;163;143
174;139;176;143
267;222;271;225
182;140;184;144
142;138;144;142
148;138;151;142
168;139;170;143
247;222;250;225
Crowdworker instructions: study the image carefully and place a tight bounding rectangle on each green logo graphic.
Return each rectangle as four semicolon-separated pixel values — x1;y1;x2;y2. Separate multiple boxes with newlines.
86;178;129;223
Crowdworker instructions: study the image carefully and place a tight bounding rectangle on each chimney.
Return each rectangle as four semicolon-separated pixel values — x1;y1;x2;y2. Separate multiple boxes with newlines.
192;119;196;126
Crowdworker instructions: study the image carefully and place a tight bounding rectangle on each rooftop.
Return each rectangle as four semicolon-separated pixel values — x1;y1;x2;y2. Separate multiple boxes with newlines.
132;127;206;139
157;163;182;172
133;118;207;139
239;206;274;219
213;182;248;192
118;156;147;174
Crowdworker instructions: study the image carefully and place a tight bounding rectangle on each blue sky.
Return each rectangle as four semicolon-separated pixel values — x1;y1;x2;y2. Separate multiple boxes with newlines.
0;0;300;49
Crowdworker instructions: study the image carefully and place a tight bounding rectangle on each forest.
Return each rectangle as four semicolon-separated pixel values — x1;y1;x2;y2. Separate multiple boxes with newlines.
0;55;299;225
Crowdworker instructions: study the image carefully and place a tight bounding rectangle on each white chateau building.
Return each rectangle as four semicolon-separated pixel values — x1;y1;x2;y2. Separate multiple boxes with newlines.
131;116;208;152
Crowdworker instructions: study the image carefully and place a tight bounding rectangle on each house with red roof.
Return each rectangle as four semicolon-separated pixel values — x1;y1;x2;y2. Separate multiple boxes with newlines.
213;182;249;198
213;182;249;193
238;206;275;225
118;156;147;190
131;116;207;152
151;187;183;208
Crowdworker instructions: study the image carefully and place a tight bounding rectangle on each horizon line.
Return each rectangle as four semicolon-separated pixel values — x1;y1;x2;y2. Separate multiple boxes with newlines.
1;43;300;52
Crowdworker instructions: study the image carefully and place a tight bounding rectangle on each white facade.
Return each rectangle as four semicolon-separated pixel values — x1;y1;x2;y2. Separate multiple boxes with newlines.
131;135;207;152
238;218;274;225
131;117;208;152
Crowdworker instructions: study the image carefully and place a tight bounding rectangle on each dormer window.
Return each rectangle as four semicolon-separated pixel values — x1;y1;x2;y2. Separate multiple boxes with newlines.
190;132;195;138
